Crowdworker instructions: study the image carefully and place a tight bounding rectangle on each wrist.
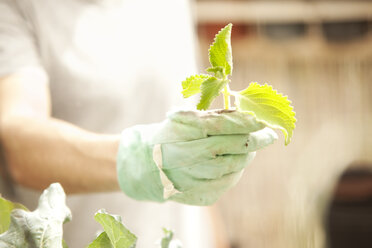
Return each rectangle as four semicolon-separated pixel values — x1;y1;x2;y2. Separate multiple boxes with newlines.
116;127;165;202
82;133;121;192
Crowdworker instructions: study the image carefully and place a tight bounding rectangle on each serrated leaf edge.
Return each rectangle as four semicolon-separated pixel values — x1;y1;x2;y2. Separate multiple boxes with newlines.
208;23;233;76
197;77;228;110
181;74;210;98
235;83;296;145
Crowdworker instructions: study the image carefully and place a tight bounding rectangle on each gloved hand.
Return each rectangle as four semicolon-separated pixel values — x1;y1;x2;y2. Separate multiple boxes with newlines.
117;110;277;206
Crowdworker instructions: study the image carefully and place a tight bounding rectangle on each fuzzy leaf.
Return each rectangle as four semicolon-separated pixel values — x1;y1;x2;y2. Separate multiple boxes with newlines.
0;183;71;248
87;232;113;248
158;228;182;248
63;239;69;248
0;197;27;234
197;77;228;110
206;66;225;79
235;83;296;145
181;74;210;98
208;23;233;76
93;210;137;248
160;228;173;248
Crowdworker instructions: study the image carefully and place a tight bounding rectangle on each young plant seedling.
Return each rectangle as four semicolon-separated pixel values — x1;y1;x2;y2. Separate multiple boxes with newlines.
181;23;296;145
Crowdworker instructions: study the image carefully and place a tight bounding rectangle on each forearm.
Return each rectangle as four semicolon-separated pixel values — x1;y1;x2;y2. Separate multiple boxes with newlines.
0;116;120;194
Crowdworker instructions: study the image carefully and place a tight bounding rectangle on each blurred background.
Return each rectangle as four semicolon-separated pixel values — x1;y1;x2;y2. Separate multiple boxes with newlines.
192;1;372;248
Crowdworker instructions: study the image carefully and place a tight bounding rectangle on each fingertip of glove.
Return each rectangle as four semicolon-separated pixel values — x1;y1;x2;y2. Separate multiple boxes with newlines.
266;127;279;141
247;127;278;152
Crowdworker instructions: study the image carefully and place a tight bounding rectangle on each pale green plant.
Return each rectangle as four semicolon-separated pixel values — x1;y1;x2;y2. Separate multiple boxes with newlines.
181;23;296;145
0;184;180;248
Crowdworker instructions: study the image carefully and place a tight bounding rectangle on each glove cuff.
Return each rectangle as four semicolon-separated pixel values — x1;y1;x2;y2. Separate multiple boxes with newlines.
152;144;180;199
116;126;165;202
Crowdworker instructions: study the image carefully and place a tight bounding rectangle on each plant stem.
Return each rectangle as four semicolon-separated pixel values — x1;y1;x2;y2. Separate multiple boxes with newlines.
223;85;230;109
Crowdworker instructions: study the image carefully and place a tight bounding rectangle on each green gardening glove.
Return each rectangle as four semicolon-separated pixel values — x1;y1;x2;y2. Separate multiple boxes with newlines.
117;110;277;206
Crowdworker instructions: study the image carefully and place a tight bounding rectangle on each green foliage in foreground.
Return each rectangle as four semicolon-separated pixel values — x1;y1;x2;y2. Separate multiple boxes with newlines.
0;183;181;248
181;23;297;145
0;183;71;248
0;196;27;234
87;209;137;248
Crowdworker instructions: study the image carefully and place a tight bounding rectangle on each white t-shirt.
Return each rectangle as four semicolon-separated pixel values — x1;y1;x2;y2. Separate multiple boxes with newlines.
0;0;214;247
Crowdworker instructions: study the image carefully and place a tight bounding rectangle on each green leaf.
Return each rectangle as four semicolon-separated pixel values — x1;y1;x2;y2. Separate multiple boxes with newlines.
63;239;69;248
0;183;72;248
0;196;27;234
87;232;113;248
235;83;296;145
159;228;182;248
197;77;228;110
93;209;137;248
181;74;210;98
160;228;173;248
206;66;225;79
208;23;233;76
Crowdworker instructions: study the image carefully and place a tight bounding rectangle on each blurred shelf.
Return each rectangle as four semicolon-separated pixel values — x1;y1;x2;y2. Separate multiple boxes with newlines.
195;1;372;23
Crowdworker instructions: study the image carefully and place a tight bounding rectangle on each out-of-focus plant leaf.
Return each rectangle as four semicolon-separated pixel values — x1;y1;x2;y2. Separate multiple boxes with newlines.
88;209;137;248
63;239;69;248
0;196;27;234
158;228;182;248
0;183;71;248
87;231;113;248
160;228;173;248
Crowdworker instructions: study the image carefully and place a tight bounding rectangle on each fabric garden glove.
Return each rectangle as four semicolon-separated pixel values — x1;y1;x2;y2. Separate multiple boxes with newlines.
117;110;277;206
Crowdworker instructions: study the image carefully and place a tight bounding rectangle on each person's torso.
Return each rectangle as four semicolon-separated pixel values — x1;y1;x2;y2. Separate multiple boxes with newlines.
7;1;214;247
24;0;197;132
